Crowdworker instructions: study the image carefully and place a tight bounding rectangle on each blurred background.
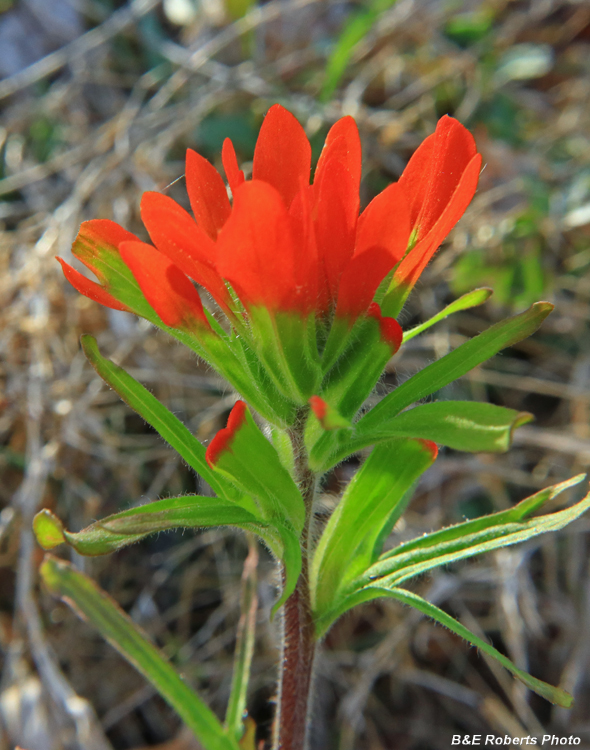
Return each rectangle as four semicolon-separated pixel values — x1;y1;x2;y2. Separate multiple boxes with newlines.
1;0;590;748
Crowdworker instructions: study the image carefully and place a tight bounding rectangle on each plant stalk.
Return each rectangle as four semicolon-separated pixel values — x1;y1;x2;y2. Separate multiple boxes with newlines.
273;421;318;750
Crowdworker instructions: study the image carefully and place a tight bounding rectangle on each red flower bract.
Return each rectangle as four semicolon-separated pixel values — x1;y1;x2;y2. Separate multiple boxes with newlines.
206;400;247;467
59;105;481;379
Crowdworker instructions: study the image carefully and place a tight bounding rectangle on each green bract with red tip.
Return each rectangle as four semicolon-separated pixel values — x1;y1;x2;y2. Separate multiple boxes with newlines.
59;105;481;420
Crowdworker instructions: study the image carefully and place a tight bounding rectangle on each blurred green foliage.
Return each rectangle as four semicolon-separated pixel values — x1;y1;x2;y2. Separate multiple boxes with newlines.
473;92;527;146
452;182;551;309
224;0;256;21
29;116;61;162
444;10;494;48
321;0;399;102
197;113;260;158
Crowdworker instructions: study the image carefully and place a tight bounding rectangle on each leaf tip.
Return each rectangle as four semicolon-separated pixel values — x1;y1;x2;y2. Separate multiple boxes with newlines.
477;287;494;302
532;301;555;318
80;334;98;359
513;411;534;432
39;553;66;593
33;510;66;550
556;689;575;709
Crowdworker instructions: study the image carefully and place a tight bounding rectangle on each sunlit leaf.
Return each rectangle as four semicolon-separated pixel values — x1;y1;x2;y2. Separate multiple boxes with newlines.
314;402;531;471
81;335;241;501
34;499;300;612
359;302;553;431
308;303;553;470
364;479;590;587
366;586;573;707
402;288;492;342
225;540;258;742
310;438;436;618
33;497;263;555
41;556;240;750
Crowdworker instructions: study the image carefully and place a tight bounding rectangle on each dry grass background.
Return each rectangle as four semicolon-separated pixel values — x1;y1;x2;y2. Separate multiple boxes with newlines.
1;0;590;748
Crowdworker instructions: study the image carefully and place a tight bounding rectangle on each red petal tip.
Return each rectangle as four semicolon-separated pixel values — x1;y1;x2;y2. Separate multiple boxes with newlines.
57;257;129;312
222;138;245;194
419;439;439;460
205;400;247;467
309;396;327;422
367;303;403;352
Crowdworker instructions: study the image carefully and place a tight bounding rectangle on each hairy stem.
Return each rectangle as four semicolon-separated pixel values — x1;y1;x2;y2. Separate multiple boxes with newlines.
273;420;317;750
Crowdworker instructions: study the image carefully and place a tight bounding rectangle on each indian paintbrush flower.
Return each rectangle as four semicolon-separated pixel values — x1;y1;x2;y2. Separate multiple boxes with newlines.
59;105;481;422
40;105;586;750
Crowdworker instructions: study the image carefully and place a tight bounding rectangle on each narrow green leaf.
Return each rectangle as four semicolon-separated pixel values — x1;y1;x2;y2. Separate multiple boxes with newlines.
225;539;258;742
367;401;531;452
321;0;399;101
378;474;585;562
242;308;321;405
33;499;300;612
34;496;263;556
364;484;590;588
312;476;587;639
313;401;531;471
308;303;553;470
310;438;436;618
366;586;574;708
319;315;395;420
359;303;553;432
81;335;239;502
402;288;493;343
229;331;298;427
40;556;240;750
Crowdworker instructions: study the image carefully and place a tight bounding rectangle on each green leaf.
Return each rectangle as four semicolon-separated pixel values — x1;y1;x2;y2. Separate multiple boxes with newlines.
81;335;239;502
313;475;587;636
308;303;553;470
321;0;399;101
310;438;436;619
177;326;296;426
363;481;590;589
208;403;305;534
40;555;240;750
369;401;531;452
33;497;263;555
402;288;493;343
359;302;553;432
319;315;397;420
311;480;584;708
225;539;258;742
244;307;321;404
365;586;574;708
34;499;300;612
312;402;531;471
229;331;298;427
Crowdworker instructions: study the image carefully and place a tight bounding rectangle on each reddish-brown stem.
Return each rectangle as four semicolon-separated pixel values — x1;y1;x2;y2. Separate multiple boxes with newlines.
273;421;317;750
275;565;316;750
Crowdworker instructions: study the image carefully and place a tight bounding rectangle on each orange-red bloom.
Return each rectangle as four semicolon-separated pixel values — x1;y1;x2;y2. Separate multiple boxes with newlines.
59;105;480;407
61;105;479;327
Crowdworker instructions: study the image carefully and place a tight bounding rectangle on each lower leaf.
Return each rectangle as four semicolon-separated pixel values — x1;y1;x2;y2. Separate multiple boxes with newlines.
40;556;240;750
33;497;263;556
34;498;301;612
366;586;574;708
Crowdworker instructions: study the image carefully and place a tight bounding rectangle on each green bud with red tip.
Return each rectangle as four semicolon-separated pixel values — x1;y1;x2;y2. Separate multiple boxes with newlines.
205;401;305;534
